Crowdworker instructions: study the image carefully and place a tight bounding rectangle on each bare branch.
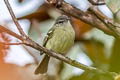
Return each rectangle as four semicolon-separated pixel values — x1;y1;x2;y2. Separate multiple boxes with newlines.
24;38;117;76
88;6;120;38
4;0;27;38
46;0;120;38
46;0;114;36
0;42;24;45
0;23;116;77
0;25;23;41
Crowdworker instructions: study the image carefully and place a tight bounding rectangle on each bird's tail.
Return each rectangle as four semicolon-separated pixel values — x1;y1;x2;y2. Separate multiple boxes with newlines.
34;55;50;74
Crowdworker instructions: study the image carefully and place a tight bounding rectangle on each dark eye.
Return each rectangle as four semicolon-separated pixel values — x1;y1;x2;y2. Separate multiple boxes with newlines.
56;20;65;24
58;20;64;23
56;20;68;24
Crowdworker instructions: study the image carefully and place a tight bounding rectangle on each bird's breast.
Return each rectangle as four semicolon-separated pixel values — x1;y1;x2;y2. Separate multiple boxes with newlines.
45;26;75;54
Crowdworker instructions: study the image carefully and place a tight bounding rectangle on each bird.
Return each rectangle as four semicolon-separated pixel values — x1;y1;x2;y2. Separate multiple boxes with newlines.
34;15;75;74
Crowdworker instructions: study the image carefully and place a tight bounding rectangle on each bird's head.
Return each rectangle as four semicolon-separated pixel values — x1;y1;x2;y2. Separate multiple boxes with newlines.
55;15;70;24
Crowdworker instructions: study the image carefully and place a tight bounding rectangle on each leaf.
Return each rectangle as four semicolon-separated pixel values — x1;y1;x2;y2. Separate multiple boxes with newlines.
105;0;120;13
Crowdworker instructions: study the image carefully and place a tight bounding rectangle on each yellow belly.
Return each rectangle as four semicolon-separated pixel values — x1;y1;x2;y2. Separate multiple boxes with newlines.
45;27;75;54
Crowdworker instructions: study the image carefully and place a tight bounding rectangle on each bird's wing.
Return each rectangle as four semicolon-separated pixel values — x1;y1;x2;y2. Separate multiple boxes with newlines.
36;27;56;74
43;27;55;47
40;27;55;55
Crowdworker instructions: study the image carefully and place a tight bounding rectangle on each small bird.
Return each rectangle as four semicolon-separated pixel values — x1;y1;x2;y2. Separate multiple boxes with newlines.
34;15;75;74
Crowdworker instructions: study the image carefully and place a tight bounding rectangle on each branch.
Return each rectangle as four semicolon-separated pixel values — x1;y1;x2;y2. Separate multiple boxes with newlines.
3;0;118;77
46;0;114;36
0;25;116;76
4;0;27;38
46;0;120;38
0;25;23;41
0;42;24;45
22;37;117;77
1;25;117;77
0;25;108;75
88;6;120;38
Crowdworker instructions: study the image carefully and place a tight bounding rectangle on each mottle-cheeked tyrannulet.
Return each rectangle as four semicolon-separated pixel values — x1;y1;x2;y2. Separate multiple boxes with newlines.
34;15;75;74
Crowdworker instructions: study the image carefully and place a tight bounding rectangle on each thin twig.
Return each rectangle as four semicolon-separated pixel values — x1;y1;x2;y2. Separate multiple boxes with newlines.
0;42;24;45
88;6;120;38
4;0;27;38
0;25;23;41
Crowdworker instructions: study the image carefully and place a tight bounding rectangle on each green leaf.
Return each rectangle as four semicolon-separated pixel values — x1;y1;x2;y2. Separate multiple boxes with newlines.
105;0;120;13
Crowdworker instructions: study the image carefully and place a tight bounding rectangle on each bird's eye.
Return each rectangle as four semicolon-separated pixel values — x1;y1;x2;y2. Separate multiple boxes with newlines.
56;19;68;24
57;20;64;23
